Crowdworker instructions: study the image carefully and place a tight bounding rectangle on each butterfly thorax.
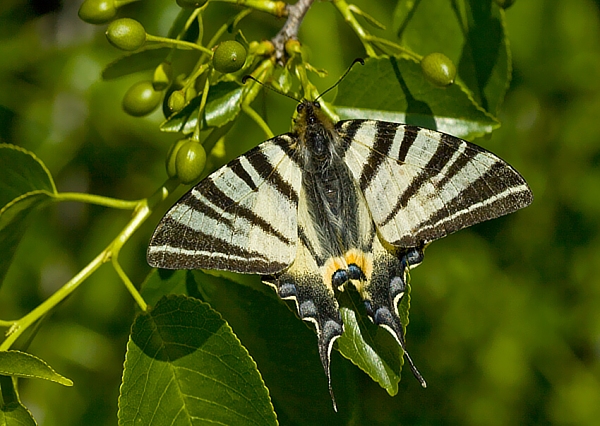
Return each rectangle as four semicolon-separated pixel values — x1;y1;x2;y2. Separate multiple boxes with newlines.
294;101;370;262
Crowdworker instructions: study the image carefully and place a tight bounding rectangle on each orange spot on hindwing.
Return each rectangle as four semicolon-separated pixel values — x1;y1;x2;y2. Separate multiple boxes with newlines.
322;249;374;294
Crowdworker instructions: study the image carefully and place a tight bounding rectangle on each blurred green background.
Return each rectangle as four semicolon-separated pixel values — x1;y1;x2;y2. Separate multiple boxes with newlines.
1;0;600;424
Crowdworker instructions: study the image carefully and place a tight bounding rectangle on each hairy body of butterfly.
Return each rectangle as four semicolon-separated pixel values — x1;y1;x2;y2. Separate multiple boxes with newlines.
148;100;533;410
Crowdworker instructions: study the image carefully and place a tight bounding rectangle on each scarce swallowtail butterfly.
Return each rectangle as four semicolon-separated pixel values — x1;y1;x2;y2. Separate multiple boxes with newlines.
147;85;533;410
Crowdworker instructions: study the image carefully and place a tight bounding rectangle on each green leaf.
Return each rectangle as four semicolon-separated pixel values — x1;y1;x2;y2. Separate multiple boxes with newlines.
393;0;510;115
118;294;277;426
0;402;36;426
0;376;36;426
334;56;497;140
102;47;171;80
190;270;356;424
140;268;190;308
0;351;73;387
336;281;414;396
0;144;56;285
160;82;244;133
0;144;56;207
203;82;245;128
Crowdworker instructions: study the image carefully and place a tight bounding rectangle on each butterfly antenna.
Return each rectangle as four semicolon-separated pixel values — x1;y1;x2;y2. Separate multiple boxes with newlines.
315;58;364;102
242;75;301;103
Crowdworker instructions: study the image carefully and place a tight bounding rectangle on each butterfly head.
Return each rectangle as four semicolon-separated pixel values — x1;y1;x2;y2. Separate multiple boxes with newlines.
294;100;337;167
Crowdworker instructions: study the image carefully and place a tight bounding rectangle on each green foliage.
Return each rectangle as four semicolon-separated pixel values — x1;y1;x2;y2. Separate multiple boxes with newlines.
335;57;497;140
118;294;276;426
1;0;599;425
0;351;73;386
0;145;57;285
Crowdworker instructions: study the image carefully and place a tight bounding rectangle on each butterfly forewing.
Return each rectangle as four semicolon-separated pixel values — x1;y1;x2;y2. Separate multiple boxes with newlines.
338;121;533;247
148;135;302;273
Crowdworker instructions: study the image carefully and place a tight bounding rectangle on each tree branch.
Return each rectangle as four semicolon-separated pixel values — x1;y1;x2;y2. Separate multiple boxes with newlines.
271;0;315;63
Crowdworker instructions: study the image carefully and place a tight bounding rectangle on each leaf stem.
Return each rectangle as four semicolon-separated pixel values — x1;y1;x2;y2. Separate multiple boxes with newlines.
212;0;287;17
0;180;179;350
332;0;377;57
145;35;213;55
112;258;148;312
54;192;141;209
243;104;274;139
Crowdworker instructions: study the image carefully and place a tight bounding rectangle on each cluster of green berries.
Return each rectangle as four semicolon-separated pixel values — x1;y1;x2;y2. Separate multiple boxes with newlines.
79;0;247;184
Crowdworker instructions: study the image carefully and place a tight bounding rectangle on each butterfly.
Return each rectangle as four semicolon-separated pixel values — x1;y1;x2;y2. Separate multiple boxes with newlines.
148;95;532;410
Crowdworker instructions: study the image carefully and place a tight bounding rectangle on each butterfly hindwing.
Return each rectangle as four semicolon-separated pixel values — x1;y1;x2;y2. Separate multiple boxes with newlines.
148;135;302;273
339;120;533;247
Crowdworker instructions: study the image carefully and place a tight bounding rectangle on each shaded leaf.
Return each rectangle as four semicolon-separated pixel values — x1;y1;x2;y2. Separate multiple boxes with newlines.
0;144;55;207
0;376;36;426
191;270;357;424
0;144;56;285
118;294;276;426
334;56;497;140
0;351;73;386
140;268;190;308
393;0;510;114
102;47;171;80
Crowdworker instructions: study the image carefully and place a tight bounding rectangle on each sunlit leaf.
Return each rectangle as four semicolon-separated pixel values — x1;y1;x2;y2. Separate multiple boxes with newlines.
0;351;73;386
191;270;356;424
336;281;414;396
334;56;497;140
160;82;244;133
393;0;510;114
118;294;277;426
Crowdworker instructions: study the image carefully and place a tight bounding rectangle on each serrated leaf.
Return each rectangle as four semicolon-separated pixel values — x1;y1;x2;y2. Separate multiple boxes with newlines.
160;82;244;133
191;270;354;424
0;376;36;426
0;351;73;386
393;0;510;115
334;56;498;140
102;47;171;80
0;144;56;285
118;294;277;426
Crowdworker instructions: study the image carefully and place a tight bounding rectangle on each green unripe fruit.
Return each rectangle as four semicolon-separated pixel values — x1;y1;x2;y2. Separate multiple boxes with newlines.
78;0;117;24
122;81;162;117
420;52;457;87
175;141;207;184
494;0;516;8
166;139;189;178
167;90;186;114
106;18;146;51
213;40;247;74
176;0;208;8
